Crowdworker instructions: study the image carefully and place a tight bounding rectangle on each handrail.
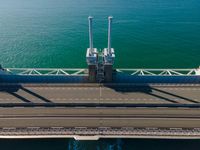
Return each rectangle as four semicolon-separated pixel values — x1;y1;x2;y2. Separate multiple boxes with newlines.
2;68;200;76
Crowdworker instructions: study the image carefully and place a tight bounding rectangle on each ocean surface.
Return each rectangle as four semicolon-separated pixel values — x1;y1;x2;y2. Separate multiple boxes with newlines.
0;0;200;69
0;0;200;149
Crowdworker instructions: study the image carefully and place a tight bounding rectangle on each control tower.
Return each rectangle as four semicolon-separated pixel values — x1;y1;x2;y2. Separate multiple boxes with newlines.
86;16;98;82
103;16;115;82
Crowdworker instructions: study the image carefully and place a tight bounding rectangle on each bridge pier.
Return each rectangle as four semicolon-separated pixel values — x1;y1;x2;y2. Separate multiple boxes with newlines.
104;65;113;82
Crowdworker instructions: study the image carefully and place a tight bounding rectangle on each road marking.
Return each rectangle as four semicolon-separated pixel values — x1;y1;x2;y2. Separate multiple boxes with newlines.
100;86;102;98
27;127;40;129
160;88;200;91
3;127;16;130
16;86;200;91
51;127;64;129
30;87;100;90
0;98;198;102
170;128;182;130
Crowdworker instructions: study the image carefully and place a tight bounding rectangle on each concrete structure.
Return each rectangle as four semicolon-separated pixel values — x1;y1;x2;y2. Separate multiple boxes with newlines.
195;66;200;75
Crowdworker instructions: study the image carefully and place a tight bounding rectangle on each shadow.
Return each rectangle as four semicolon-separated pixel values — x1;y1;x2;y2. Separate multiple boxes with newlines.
104;84;152;93
147;92;178;103
0;82;198;105
0;84;21;93
0;84;52;103
103;83;198;104
8;92;31;103
151;87;199;104
20;87;52;103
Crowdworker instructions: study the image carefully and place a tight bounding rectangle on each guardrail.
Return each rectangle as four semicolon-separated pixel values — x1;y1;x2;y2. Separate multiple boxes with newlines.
116;68;200;76
2;68;200;76
5;68;88;76
1;127;200;139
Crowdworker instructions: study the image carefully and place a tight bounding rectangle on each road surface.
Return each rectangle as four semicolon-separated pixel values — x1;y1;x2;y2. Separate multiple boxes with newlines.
1;83;200;139
0;83;200;104
1;107;200;128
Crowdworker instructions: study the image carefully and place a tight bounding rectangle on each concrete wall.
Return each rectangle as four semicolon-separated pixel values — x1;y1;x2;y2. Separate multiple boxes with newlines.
88;65;96;82
104;65;113;82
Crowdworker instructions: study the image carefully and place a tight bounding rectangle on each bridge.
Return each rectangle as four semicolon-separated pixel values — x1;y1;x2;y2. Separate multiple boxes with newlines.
0;16;200;140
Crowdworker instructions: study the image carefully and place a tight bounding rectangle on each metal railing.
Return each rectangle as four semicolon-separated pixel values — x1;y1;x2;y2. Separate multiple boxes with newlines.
116;68;200;76
2;68;200;76
5;68;88;76
1;127;200;138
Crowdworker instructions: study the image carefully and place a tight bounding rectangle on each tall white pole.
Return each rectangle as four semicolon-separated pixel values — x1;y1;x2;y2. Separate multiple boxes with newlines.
108;16;113;55
88;16;93;53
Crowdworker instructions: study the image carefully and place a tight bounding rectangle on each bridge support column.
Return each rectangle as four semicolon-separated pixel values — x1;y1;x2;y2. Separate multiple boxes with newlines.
88;65;97;82
104;64;113;82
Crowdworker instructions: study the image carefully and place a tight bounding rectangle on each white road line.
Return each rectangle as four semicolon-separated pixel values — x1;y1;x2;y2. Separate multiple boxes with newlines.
155;88;200;91
3;127;16;130
100;86;102;98
30;87;100;90
28;87;200;91
0;98;198;101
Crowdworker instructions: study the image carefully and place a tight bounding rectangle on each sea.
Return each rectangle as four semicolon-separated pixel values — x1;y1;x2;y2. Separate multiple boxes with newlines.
0;0;200;149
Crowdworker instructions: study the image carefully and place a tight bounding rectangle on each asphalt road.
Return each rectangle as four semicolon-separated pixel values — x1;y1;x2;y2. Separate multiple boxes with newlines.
1;107;200;128
0;83;200;129
0;83;200;104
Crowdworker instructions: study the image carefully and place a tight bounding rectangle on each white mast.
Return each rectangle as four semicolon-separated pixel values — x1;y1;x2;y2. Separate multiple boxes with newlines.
88;16;93;54
86;16;98;66
108;16;113;55
103;16;115;65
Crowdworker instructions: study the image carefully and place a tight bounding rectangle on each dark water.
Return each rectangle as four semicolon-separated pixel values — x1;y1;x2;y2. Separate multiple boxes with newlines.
0;0;200;149
1;138;200;150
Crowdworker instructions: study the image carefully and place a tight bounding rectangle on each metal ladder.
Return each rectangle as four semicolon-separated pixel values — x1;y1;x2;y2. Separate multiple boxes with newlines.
96;54;105;83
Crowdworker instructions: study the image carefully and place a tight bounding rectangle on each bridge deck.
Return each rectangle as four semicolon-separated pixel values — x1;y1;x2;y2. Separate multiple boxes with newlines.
0;107;200;128
0;84;200;104
1;83;200;139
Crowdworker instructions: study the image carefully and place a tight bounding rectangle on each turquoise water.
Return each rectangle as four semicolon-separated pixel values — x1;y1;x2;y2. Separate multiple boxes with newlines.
0;0;200;68
1;0;200;149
